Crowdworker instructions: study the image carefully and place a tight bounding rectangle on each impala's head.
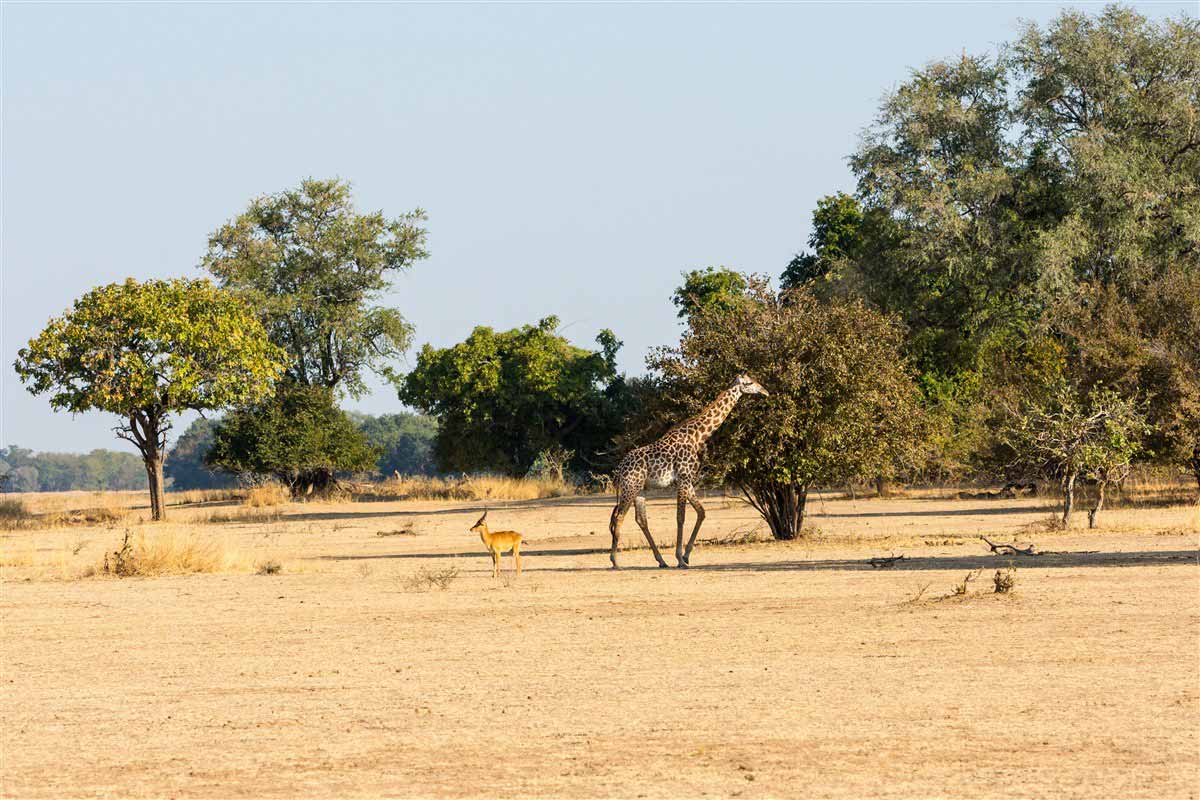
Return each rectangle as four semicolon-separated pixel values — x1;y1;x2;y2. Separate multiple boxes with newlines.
734;373;770;397
470;510;488;533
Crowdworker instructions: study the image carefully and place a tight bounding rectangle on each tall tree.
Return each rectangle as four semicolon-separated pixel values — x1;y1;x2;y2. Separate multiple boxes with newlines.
645;278;924;539
401;318;625;475
202;178;429;394
14;279;285;519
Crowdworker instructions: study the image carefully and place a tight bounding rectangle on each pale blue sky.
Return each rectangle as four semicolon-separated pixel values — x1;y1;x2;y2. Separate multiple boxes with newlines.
2;1;1192;453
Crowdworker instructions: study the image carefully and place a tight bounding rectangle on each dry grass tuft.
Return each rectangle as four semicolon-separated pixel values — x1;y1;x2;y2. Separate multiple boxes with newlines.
167;488;240;507
401;565;460;591
256;559;283;575
0;498;35;530
201;507;283;525
243;484;290;507
100;529;253;577
362;474;578;503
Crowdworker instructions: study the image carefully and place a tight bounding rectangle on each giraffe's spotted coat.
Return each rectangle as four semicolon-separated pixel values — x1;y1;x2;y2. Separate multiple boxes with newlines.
608;373;768;568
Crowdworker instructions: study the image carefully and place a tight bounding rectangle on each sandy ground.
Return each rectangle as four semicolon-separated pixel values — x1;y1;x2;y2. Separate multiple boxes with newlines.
2;491;1198;799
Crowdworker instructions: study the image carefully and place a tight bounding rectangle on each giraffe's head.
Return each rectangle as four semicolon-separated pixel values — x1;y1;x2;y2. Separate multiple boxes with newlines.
734;373;770;397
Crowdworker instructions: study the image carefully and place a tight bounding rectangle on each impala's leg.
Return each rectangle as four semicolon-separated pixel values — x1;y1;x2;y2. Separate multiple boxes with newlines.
492;549;500;579
682;487;707;566
634;497;669;568
514;542;522;577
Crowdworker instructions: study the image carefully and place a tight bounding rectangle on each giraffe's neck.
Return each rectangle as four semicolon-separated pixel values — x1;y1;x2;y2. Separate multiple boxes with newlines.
680;385;743;444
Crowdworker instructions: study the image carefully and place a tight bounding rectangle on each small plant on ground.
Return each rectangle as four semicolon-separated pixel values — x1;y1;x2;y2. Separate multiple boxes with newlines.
952;568;983;596
402;566;460;592
256;560;283;575
906;582;933;603
993;566;1017;594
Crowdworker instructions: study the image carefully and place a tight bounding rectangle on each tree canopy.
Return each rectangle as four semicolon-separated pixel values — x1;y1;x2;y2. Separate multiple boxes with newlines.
671;267;749;321
206;383;379;493
202;178;429;395
400;318;626;475
645;278;923;539
14;278;286;518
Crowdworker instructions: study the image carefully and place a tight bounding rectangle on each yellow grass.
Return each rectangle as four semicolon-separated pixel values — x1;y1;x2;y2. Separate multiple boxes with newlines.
363;474;578;502
242;483;290;507
96;528;281;577
167;488;240;506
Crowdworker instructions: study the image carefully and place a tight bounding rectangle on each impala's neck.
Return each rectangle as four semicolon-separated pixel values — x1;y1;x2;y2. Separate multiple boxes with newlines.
684;385;744;443
475;525;491;543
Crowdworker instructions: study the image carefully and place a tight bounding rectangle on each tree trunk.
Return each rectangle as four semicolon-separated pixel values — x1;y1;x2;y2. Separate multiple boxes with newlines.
742;483;809;540
1191;443;1200;497
290;467;335;498
1061;472;1076;529
144;452;167;522
1087;480;1106;529
874;476;888;498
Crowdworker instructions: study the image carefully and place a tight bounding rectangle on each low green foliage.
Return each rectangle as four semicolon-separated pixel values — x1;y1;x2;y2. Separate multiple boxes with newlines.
206;383;378;495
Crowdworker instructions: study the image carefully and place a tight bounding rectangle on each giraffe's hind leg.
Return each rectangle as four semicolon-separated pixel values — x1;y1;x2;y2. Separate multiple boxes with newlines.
680;483;707;567
634;497;669;568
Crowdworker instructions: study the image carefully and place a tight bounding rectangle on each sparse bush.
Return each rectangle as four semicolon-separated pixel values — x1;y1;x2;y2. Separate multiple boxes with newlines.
256;560;282;575
402;566;460;591
993;566;1017;594
952;568;983;596
0;499;34;530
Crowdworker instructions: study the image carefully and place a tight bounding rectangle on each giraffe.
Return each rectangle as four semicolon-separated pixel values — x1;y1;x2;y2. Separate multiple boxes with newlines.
609;373;769;569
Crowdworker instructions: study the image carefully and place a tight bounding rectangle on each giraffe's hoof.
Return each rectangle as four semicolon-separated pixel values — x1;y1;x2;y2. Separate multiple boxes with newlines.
677;560;690;569
657;561;670;569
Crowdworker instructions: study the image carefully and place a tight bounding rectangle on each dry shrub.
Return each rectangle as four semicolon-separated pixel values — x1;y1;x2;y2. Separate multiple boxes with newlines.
993;566;1017;594
364;474;577;502
402;565;460;591
0;498;35;530
100;529;250;576
243;484;289;507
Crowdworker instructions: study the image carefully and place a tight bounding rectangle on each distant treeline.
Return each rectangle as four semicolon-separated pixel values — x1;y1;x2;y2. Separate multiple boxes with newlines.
0;446;146;492
0;412;437;493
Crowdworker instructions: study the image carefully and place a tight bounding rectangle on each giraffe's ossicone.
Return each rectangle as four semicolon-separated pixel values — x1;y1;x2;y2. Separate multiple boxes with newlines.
608;373;769;569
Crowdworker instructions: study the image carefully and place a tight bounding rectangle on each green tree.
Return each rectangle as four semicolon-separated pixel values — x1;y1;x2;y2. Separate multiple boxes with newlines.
14;279;285;519
202;178;429;395
164;417;236;490
671;267;749;321
351;412;438;477
781;192;868;290
1003;383;1148;527
206;383;379;493
646;279;924;539
401;318;625;475
1013;7;1200;293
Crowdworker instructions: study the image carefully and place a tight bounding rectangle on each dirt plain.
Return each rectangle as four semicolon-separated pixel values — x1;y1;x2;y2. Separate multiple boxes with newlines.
2;489;1198;800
